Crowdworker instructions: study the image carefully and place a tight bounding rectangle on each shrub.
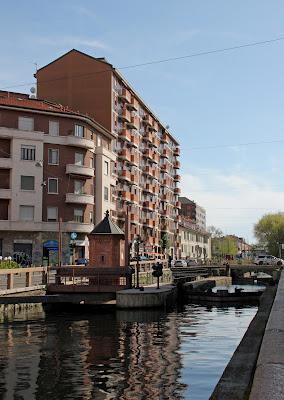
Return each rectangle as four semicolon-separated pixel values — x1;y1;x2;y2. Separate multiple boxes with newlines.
0;260;20;269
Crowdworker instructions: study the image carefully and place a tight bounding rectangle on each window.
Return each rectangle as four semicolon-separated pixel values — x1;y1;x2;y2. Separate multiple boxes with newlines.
18;117;34;131
74;124;84;138
74;180;84;194
48;178;58;194
104;161;109;176
90;157;94;168
97;135;101;146
48;149;59;165
19;205;34;221
90;211;93;223
21;145;35;161
104;186;109;201
47;207;58;222
74;208;83;223
75;153;84;166
49;120;59;136
21;176;35;190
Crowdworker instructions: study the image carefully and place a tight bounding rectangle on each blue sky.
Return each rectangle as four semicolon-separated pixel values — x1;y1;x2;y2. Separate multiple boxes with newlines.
1;0;284;241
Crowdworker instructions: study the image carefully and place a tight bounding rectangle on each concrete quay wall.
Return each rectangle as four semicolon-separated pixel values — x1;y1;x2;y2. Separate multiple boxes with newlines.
249;271;284;400
210;286;276;400
116;285;177;309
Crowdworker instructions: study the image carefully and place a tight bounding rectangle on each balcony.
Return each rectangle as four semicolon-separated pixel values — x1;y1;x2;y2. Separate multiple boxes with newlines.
143;114;153;127
150;120;158;132
130;135;139;148
175;201;181;209
120;191;132;202
66;164;94;178
119;170;132;182
143;183;159;195
161;133;169;144
161;148;170;158
152;136;160;148
118;148;132;163
174;147;180;156
144;218;155;228
65;193;94;205
130;153;139;166
142;201;155;211
119;108;131;123
174;160;180;169
130;174;139;185
0;189;12;199
120;129;132;142
161;193;171;202
161;163;170;173
119;88;131;103
143;132;152;142
161;178;171;187
130;193;139;203
174;174;181;182
0;157;12;169
66;135;94;150
128;96;138;111
127;115;139;130
143;148;153;159
174;187;181;194
130;213;139;224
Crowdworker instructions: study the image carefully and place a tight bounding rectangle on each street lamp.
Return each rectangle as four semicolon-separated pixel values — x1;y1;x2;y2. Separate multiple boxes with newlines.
134;234;143;289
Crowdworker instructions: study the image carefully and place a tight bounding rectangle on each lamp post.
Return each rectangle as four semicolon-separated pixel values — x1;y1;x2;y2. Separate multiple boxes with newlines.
134;234;142;289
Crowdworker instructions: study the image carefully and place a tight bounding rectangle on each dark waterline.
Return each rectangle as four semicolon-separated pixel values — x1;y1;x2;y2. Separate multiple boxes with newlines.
0;304;257;400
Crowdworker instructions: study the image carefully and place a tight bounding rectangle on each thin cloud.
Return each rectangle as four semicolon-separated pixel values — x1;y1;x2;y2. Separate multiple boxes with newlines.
181;170;284;241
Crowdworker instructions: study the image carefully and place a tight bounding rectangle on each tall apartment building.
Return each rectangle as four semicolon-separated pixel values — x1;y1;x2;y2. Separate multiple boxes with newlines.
0;91;116;265
179;196;206;230
36;49;181;257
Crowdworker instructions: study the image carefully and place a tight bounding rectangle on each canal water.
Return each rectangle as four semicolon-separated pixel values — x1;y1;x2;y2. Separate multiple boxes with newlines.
0;304;257;400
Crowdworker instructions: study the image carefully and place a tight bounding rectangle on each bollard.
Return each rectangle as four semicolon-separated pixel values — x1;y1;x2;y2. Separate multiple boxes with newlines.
25;272;32;287
7;273;14;290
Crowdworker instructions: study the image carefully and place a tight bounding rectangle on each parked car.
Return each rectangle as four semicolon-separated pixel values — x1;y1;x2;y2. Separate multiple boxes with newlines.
173;259;187;267
75;258;89;266
130;256;149;262
254;254;284;266
187;259;198;266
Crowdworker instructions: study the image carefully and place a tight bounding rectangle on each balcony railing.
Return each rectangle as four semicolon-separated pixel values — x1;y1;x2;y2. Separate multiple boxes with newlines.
66;164;94;178
130;213;139;224
174;174;181;181
118;149;132;162
120;129;132;142
142;201;155;211
119;108;131;123
162;148;171;158
128;96;138;111
119;170;132;182
130;174;139;185
174;147;180;156
130;153;139;166
130;193;139;203
174;160;180;169
161;133;169;144
130;135;139;148
143;114;153;126
174;187;181;194
127;115;139;130
66;135;94;150
65;193;94;205
119;88;131;103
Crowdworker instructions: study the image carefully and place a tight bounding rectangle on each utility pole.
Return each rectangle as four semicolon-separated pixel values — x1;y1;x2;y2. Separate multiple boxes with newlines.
124;202;130;267
135;235;142;289
58;217;62;267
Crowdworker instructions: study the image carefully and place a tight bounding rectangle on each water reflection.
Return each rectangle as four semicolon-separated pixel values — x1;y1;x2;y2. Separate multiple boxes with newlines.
0;305;257;400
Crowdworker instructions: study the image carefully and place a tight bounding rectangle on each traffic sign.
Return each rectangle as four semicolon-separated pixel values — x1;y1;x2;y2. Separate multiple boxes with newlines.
70;232;77;240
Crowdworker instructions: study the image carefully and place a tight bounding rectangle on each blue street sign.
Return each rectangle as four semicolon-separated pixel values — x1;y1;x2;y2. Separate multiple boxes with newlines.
70;232;77;240
43;240;58;250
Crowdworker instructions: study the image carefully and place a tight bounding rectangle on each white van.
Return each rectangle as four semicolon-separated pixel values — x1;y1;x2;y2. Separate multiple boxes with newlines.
254;254;284;266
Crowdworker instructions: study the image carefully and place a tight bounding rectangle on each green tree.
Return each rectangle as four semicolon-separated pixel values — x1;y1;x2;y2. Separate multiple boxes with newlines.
254;212;284;256
160;233;170;255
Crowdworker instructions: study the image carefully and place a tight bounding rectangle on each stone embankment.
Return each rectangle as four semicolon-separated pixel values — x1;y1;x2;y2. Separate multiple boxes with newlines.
249;271;284;399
